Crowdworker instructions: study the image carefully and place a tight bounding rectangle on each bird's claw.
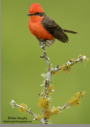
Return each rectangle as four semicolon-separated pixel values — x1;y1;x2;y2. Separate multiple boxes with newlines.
39;40;46;49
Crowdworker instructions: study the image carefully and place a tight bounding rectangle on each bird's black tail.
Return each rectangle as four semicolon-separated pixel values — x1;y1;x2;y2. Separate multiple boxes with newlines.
63;29;77;34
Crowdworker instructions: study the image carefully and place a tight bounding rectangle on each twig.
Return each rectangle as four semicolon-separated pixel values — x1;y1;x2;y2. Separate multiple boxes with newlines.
10;100;46;124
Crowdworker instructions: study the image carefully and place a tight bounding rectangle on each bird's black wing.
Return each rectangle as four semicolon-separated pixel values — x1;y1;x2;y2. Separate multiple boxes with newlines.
41;14;69;43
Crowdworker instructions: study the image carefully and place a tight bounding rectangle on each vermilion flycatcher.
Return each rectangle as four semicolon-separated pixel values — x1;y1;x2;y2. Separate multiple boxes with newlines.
28;3;77;47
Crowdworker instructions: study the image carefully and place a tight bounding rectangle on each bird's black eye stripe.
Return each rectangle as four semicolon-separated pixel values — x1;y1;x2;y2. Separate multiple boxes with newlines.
34;12;40;15
34;12;44;16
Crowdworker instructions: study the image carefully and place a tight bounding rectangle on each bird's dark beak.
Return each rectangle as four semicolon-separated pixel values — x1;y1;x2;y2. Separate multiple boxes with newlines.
27;13;33;16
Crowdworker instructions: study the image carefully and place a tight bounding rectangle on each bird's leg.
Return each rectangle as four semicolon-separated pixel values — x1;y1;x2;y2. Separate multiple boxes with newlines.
40;40;54;47
39;40;46;48
36;37;46;48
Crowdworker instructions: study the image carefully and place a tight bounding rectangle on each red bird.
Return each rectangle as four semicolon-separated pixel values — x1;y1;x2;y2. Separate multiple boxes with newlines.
28;3;77;47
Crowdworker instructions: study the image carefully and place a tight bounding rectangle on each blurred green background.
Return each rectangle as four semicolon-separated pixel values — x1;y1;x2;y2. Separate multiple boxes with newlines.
1;0;90;124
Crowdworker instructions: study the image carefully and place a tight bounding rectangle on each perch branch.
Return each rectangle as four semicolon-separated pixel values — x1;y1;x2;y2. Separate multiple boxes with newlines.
10;42;88;124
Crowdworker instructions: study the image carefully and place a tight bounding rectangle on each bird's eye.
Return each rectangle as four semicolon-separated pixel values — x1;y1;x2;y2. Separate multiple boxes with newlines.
34;12;40;15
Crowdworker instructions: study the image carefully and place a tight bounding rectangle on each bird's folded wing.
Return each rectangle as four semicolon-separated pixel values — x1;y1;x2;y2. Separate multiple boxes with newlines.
41;15;69;43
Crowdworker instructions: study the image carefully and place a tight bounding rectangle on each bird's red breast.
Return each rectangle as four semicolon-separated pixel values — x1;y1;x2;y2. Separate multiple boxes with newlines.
28;16;55;40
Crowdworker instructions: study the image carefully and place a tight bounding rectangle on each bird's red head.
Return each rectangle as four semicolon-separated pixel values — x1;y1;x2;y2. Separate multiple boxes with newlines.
29;3;43;14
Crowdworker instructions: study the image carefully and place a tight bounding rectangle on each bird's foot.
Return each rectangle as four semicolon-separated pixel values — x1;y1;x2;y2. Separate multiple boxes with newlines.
39;40;46;49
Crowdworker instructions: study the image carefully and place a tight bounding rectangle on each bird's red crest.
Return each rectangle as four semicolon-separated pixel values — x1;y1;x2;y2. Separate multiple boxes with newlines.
29;3;43;14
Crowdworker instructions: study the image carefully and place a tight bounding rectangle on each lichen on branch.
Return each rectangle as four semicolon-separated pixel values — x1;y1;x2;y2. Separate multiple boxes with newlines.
10;43;88;124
